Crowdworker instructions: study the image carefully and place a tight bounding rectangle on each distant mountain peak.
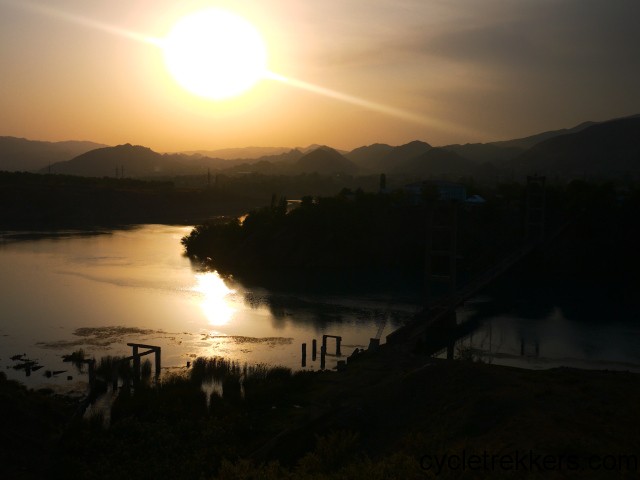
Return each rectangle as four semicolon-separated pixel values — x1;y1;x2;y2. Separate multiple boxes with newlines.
294;146;358;174
113;143;153;152
403;140;432;147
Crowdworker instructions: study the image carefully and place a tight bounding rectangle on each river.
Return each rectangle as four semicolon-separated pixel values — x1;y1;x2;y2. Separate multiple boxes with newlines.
1;224;639;396
0;224;417;394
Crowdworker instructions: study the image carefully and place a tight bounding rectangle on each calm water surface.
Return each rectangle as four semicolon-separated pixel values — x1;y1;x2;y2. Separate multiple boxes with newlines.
0;225;416;393
439;293;640;371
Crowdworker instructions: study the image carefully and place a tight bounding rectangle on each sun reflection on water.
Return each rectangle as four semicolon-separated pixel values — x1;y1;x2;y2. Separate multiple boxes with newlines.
192;272;237;326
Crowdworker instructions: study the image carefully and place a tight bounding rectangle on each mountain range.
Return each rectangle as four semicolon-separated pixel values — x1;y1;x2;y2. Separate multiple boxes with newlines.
1;114;638;180
512;117;640;176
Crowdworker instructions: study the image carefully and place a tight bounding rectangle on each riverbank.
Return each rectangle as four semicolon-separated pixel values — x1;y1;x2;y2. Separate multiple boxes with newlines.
246;343;640;476
3;348;639;479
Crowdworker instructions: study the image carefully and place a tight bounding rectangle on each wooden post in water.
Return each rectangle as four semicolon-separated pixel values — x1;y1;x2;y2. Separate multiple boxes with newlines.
322;335;342;356
320;346;326;370
155;347;161;381
127;343;162;384
132;345;140;385
301;343;307;367
312;339;317;361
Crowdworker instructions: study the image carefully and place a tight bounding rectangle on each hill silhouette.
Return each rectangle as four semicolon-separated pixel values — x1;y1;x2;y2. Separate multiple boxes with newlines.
389;140;432;159
215;149;305;175
293;147;358;174
393;147;474;176
297;144;349;155
42;144;248;177
346;143;394;171
438;117;639;165
441;142;524;164
43;144;180;177
181;146;292;160
0;136;107;172
6;113;640;180
491;121;598;150
512;116;640;177
347;140;432;173
383;140;432;171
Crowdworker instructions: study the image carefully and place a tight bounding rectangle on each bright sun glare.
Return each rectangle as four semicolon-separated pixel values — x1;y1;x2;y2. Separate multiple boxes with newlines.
162;8;268;100
192;273;236;326
7;1;476;136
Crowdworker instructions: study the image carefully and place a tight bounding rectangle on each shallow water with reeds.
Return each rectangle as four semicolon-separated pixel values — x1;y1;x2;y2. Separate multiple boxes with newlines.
0;224;418;393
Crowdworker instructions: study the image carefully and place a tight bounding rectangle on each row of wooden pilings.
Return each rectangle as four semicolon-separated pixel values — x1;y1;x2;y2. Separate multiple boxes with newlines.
301;335;381;370
301;335;341;370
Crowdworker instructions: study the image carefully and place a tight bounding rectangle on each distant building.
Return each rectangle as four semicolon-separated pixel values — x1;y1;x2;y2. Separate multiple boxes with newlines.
403;180;467;204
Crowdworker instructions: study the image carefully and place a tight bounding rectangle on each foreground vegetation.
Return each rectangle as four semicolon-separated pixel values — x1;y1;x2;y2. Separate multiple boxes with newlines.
3;350;640;479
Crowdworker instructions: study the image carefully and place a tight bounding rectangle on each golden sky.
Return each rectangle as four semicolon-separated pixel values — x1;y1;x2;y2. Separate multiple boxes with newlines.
1;0;639;152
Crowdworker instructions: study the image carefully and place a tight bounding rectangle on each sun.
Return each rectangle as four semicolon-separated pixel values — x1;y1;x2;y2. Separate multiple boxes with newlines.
192;272;236;326
162;8;268;100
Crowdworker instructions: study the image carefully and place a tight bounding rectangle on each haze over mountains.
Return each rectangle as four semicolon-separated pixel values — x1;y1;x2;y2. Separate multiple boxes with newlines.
0;137;107;172
1;115;639;180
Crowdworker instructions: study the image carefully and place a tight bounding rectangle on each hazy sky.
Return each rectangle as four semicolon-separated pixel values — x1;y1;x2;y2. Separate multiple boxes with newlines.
1;0;639;151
